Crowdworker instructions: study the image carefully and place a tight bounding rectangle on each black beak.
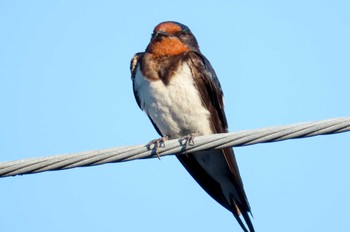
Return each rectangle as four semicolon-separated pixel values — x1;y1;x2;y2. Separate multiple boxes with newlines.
152;30;170;40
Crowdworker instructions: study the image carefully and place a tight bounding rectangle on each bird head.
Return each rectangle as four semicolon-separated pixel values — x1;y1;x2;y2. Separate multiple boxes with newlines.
146;21;199;57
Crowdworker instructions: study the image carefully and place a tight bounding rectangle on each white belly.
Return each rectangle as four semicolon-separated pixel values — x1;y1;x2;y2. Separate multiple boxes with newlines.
134;63;213;138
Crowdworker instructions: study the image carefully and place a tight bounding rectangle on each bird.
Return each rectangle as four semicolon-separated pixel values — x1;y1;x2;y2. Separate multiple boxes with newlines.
130;21;254;232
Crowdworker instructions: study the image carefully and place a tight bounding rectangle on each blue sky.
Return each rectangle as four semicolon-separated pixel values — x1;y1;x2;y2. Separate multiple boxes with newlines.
1;1;350;232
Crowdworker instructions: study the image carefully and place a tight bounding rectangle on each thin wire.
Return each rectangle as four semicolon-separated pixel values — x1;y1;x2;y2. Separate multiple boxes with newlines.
1;117;349;178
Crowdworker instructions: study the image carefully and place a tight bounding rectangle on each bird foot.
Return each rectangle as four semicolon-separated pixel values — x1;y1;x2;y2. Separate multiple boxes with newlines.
180;132;197;155
147;136;169;159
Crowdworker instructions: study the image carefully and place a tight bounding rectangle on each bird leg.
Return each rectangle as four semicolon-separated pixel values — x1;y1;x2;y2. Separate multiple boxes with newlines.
147;135;169;159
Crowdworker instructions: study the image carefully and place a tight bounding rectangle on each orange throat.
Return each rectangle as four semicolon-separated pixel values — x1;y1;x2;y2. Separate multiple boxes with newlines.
147;37;190;57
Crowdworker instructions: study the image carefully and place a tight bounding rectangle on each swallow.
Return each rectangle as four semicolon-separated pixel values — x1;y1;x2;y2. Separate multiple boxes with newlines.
130;21;254;232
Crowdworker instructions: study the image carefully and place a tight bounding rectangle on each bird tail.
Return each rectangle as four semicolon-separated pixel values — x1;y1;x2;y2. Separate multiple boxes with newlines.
230;198;255;232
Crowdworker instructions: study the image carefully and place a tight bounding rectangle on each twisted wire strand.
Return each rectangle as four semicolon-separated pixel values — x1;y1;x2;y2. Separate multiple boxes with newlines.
1;117;349;178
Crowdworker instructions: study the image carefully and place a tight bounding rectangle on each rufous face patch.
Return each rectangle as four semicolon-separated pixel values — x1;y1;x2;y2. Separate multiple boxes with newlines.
154;22;183;35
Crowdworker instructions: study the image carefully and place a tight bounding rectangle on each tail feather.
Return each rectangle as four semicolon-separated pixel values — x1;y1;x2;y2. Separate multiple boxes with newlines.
241;210;255;232
232;213;249;232
230;198;255;232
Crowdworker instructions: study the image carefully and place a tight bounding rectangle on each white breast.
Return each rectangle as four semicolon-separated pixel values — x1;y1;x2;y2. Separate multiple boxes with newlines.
134;63;213;138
